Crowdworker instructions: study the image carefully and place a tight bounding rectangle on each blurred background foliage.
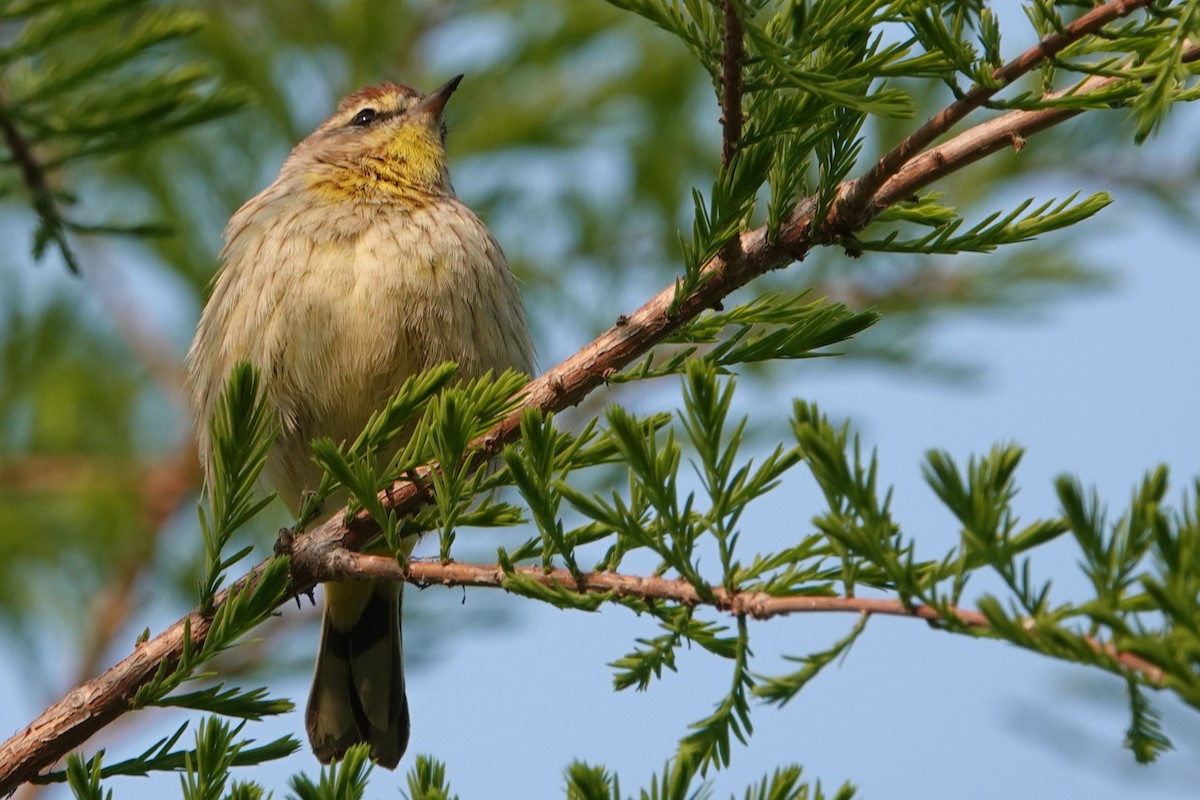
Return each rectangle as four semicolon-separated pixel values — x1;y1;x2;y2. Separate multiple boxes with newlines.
1;0;1198;774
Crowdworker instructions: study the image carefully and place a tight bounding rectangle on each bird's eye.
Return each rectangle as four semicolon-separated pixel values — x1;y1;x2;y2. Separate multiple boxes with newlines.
350;108;378;127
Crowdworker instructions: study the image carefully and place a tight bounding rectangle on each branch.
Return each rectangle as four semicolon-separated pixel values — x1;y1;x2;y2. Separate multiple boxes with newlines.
835;0;1154;227
0;599;221;794
0;87;79;274
307;553;1170;686
0;12;1180;793
873;43;1200;210
719;0;744;168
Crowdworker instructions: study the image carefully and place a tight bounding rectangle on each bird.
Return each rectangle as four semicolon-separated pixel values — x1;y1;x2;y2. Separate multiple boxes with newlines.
185;75;534;768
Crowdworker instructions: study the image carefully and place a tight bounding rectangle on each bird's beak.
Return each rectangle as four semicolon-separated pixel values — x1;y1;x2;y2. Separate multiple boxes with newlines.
413;75;463;119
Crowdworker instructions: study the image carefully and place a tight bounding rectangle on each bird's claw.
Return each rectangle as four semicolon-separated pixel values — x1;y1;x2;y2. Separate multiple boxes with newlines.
274;525;317;609
274;525;295;558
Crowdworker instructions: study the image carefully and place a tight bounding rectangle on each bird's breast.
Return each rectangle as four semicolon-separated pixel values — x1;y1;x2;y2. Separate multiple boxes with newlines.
203;196;533;506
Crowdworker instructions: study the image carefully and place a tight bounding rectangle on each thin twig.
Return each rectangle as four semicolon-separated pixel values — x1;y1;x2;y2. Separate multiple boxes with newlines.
323;555;1162;685
720;0;745;168
834;0;1153;228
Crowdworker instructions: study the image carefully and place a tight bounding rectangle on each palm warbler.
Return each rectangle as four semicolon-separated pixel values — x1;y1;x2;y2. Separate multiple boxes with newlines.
186;75;534;768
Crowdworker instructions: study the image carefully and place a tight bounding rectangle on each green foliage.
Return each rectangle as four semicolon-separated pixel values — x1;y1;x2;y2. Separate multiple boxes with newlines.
288;744;372;800
64;752;109;800
0;0;245;272
508;362;814;607
1058;469;1162;613
616;293;877;382
753;613;869;707
177;717;280;800
48;717;295;797
1126;678;1174;764
310;367;530;561
198;363;277;612
505;409;588;575
1127;0;1200;142
611;627;683;691
561;757;853;800
566;758;710;800
403;756;461;800
150;683;293;720
793;401;916;599
678;617;755;773
925;445;1061;613
495;363;1200;779
565;761;623;800
855;193;1114;255
420;370;531;558
132;557;293;711
300;361;459;531
739;766;855;800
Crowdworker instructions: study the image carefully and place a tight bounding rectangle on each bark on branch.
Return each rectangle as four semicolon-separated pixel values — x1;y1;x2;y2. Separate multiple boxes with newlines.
309;553;1165;684
720;0;745;168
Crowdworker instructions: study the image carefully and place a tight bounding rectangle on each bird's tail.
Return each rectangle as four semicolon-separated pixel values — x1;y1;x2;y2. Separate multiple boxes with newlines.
305;579;409;768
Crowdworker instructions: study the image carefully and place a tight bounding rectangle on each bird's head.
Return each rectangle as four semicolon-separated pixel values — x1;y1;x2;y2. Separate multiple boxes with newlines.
291;75;463;204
